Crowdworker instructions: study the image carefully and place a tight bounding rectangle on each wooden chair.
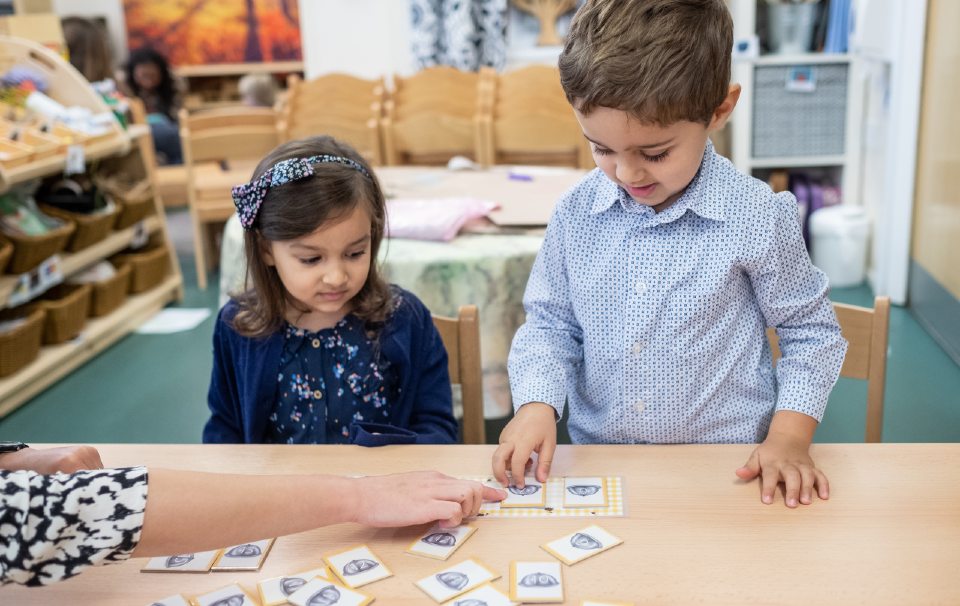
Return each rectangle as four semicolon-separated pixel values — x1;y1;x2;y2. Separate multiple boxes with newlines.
478;65;592;168
767;296;891;442
280;73;386;164
179;106;280;289
382;66;483;166
433;305;486;445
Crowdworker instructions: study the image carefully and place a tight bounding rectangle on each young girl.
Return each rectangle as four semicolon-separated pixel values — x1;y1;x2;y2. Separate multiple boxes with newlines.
204;136;459;446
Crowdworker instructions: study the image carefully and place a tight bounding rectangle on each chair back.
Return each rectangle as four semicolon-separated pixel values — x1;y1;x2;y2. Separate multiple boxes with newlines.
433;305;485;444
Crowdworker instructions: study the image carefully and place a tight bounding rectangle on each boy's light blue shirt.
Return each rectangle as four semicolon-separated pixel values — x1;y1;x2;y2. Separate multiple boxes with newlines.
509;142;847;444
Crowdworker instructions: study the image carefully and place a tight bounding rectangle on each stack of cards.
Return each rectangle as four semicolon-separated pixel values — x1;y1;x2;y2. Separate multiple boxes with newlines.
323;544;392;588
286;579;373;606
192;583;259;606
415;558;499;602
407;523;477;560
510;561;565;603
541;525;623;565
212;539;275;571
258;566;332;606
141;550;221;573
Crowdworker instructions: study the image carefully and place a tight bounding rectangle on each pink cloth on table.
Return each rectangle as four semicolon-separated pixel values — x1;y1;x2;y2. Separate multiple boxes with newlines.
385;197;499;241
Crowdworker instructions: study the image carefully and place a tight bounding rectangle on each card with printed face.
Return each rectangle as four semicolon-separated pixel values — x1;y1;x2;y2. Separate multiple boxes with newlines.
323;544;392;588
407;523;478;560
211;538;275;571
541;525;623;566
580;601;635;606
441;583;517;605
145;595;190;606
415;558;500;603
287;578;373;606
509;561;564;603
563;477;608;508
500;477;546;508
258;567;332;606
192;583;259;606
141;549;221;573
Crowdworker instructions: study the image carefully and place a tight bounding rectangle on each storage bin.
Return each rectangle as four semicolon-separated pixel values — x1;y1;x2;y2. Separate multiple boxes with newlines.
0;138;32;168
3;220;75;274
0;307;45;377
112;244;168;294
809;205;870;287
0;234;11;273
86;262;132;317
28;283;91;344
752;63;848;158
99;179;154;230
38;203;118;252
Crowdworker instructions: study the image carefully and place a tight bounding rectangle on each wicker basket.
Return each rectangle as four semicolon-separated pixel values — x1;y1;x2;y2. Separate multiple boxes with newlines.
112;245;168;294
0;306;45;377
28;283;91;344
100;179;155;230
0;234;11;273
87;262;131;317
39;203;118;252
3;221;76;274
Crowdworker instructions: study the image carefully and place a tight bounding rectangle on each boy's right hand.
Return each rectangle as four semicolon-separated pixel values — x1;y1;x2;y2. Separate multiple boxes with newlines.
492;402;558;488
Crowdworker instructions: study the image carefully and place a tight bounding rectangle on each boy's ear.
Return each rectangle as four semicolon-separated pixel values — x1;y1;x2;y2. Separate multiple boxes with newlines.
709;84;742;132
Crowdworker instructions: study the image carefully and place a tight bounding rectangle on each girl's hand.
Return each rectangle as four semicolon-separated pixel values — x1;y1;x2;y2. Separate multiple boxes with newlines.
349;472;505;528
491;402;558;487
736;432;829;507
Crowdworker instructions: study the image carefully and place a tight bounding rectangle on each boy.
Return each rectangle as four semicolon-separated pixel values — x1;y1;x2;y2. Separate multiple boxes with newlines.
493;0;847;508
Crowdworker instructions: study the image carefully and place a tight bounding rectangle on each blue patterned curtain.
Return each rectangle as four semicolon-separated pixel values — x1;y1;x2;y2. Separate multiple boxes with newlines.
410;0;509;71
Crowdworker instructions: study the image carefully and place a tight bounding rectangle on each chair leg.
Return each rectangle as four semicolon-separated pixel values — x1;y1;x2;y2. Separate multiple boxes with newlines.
192;216;208;290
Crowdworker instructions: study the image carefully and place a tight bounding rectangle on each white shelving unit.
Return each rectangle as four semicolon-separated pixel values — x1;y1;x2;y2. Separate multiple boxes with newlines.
728;1;864;208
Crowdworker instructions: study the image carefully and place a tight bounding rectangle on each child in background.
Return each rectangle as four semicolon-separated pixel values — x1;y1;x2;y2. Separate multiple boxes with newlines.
494;0;847;508
238;72;277;108
121;47;182;164
204;136;458;446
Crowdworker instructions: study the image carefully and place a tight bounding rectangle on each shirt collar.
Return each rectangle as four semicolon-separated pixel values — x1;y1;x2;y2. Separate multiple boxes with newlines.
589;140;727;222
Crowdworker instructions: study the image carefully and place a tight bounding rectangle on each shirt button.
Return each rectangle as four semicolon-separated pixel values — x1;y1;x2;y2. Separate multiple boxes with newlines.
313;390;323;399
634;280;647;295
312;338;321;349
631;341;645;355
634;399;646;413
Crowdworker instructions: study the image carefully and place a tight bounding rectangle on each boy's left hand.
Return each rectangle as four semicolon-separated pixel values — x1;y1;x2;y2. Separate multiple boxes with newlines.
736;429;829;508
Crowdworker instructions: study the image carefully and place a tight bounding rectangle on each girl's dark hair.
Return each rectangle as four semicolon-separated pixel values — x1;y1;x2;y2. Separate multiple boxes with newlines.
231;136;392;338
125;47;176;119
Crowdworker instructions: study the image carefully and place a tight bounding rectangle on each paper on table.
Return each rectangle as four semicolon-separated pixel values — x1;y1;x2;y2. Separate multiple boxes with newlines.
135;308;211;334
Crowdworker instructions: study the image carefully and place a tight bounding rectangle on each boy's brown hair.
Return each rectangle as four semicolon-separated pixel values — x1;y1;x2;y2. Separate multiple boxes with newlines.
559;0;733;125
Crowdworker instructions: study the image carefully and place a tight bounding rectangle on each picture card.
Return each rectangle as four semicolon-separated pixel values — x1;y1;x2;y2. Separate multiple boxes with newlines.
141;549;221;573
407;523;477;560
145;595;190;606
415;558;500;603
541;525;623;566
500;477;546;508
258;567;332;606
442;583;517;605
192;583;259;606
563;477;608;508
509;561;564;603
212;538;275;571
287;578;373;606
324;544;392;588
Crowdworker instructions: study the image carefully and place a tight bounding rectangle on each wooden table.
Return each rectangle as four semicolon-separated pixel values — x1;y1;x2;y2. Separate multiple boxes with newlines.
3;444;958;605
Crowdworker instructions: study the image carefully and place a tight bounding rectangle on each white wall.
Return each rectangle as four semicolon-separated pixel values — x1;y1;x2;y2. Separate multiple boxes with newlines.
51;0;127;65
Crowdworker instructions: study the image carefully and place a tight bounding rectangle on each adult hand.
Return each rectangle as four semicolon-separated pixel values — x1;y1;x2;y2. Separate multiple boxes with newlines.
0;445;104;474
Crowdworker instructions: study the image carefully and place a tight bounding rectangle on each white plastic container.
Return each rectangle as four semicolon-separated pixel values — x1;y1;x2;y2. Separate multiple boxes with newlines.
809;205;870;287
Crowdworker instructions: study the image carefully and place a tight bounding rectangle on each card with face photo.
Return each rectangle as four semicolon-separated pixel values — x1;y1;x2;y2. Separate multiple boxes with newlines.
581;601;635;606
563;477;608;508
324;544;392;588
500;477;546;508
211;538;275;571
415;558;500;603
287;578;373;606
407;523;478;560
541;525;623;566
145;595;191;606
441;583;517;606
509;561;564;603
141;549;221;573
258;567;332;606
192;583;259;606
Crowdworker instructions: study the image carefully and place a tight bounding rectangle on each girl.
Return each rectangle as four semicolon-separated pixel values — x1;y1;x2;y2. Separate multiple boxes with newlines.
204;136;459;446
121;47;182;164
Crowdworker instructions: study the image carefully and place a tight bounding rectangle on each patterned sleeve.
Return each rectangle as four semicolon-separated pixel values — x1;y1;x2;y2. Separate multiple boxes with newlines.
0;466;148;586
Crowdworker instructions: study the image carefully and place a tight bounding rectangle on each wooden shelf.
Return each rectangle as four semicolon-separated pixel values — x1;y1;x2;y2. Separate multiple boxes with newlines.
174;61;303;77
0;214;163;306
0;133;131;194
0;275;181;418
744;53;851;66
749;155;848;169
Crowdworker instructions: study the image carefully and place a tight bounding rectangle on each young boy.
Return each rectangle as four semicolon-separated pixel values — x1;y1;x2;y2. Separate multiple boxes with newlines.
493;0;847;508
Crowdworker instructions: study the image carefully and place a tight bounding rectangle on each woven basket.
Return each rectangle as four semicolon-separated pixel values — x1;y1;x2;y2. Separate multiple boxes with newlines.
112;245;168;294
0;307;45;377
38;203;118;253
3;221;76;274
101;179;155;230
87;262;131;317
27;283;92;344
0;234;12;273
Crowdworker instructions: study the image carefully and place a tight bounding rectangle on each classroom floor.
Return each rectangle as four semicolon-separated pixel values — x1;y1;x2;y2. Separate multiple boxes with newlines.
1;215;958;444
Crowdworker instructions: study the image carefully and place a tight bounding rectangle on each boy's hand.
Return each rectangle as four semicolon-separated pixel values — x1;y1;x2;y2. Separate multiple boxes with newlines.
736;428;829;508
491;402;558;488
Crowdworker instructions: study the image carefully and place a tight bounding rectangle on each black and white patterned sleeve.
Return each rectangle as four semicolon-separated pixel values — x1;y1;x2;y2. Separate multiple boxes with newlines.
0;466;148;586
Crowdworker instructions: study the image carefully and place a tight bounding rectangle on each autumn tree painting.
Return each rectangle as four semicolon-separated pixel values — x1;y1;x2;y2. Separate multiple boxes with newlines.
122;0;302;66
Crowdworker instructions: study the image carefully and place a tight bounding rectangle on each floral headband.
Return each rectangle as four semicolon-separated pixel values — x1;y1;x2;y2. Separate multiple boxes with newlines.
231;154;372;230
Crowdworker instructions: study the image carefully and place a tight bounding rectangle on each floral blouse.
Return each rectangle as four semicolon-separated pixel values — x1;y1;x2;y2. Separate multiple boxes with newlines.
267;314;400;444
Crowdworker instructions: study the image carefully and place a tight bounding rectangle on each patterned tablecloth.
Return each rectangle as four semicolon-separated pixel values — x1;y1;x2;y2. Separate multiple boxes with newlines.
219;214;545;418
